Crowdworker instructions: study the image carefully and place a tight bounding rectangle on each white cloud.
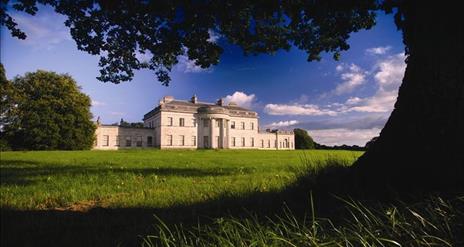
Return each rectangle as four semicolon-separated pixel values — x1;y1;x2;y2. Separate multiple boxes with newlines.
224;91;256;108
333;64;367;95
207;29;221;43
176;54;212;73
91;99;106;107
309;128;381;146
12;11;71;50
346;53;406;113
264;104;337;116
366;46;391;55
266;120;300;128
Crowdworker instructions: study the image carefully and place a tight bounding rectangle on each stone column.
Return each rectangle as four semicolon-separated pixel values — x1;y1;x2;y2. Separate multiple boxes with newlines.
209;118;214;148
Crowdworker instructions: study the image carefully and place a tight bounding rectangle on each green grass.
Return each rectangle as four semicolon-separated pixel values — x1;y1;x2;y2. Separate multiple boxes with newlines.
0;149;362;210
143;195;464;247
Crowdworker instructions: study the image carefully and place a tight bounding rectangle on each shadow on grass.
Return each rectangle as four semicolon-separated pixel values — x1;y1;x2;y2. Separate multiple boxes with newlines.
1;161;462;247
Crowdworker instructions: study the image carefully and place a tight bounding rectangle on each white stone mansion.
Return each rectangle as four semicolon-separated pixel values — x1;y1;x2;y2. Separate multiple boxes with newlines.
94;95;294;150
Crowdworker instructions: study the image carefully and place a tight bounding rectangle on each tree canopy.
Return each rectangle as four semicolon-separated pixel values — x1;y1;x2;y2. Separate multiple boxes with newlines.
0;68;96;150
293;128;315;149
1;0;377;85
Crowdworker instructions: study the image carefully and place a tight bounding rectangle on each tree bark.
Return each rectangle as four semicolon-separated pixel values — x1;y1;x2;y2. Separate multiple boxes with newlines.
353;1;464;193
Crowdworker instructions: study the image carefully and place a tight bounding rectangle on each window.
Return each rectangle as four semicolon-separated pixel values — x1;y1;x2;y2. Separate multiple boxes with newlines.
216;136;220;147
151;121;154;127
261;139;264;148
216;119;221;127
168;117;173;126
232;137;236;147
147;136;153;147
251;138;254;147
126;136;132;147
251;122;254;130
167;135;172;146
242;137;245;147
193;119;197;127
203;119;209;127
179;118;185;127
192;136;196;146
231;121;235;129
203;136;209;148
241;122;245;130
103;135;109;146
180;135;185;146
268;140;271;148
115;135;120;146
136;136;142;147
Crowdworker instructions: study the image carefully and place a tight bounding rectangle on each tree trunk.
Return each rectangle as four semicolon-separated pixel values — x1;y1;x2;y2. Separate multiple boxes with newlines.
353;1;464;193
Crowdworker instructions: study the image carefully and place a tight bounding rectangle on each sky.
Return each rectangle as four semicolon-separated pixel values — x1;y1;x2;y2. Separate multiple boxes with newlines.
1;5;406;146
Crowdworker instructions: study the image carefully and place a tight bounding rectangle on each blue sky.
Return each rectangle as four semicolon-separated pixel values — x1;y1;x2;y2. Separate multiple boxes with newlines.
1;5;406;146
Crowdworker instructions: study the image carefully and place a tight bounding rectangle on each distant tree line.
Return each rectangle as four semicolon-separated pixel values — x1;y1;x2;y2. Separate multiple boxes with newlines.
293;128;371;151
108;119;144;128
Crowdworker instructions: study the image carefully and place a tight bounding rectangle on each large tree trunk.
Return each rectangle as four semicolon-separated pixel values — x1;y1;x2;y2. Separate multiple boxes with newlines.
353;2;464;193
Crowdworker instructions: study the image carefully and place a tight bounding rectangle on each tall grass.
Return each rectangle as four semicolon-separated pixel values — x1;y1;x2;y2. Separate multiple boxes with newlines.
142;195;464;247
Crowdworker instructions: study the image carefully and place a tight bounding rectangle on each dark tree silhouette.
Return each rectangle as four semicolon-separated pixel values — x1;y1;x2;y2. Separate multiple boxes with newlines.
2;0;463;190
294;128;315;149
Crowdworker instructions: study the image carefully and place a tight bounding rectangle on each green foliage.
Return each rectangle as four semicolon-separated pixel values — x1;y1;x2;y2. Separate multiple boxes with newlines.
143;195;464;247
294;128;315;149
0;149;362;209
119;118;144;128
1;70;95;150
1;0;378;85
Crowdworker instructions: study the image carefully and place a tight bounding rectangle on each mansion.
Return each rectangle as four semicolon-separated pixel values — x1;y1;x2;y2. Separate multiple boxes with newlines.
94;95;294;150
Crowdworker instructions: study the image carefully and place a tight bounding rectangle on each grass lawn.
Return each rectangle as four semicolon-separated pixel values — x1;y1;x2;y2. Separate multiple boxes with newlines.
2;149;463;247
0;149;362;210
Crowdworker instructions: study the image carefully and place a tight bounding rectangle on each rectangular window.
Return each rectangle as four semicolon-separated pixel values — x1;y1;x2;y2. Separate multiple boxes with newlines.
168;117;173;126
192;136;196;146
268;140;271;148
231;121;235;129
261;139;264;148
241;122;245;130
180;135;185;146
167;135;172;146
147;136;153;147
136;136;142;147
203;119;209;127
216;119;221;127
251;122;254;130
115;135;120;146
103;135;109;146
179;118;185;127
216;136;220;147
242;137;245;147
193;119;197;127
126;136;132;147
251;138;254;147
203;136;209;148
232;137;236;147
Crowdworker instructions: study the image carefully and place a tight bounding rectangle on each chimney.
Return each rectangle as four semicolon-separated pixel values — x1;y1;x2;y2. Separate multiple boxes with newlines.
191;94;198;104
216;98;224;106
162;95;174;103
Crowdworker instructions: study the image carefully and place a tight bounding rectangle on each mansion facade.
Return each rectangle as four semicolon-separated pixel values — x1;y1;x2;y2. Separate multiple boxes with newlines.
94;95;294;150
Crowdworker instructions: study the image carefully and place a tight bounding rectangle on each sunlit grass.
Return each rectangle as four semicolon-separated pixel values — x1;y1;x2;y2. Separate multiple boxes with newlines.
0;149;362;209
